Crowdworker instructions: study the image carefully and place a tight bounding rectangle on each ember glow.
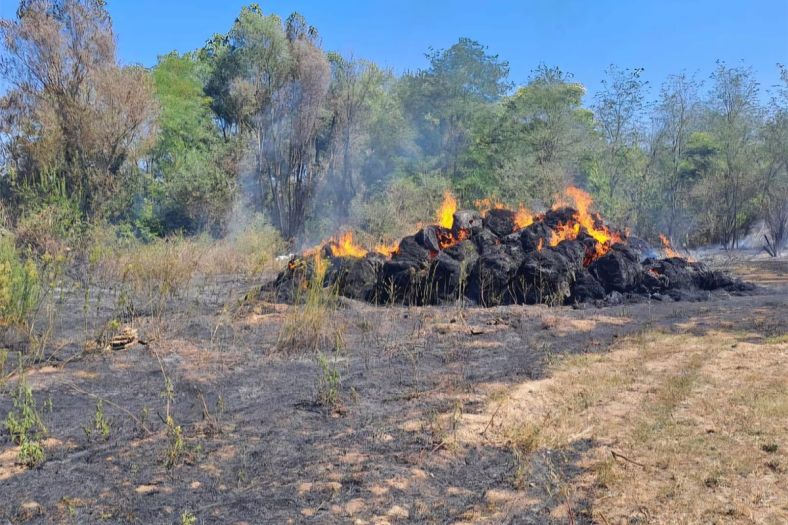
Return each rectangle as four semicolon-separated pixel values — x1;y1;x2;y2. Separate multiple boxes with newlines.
437;227;469;250
436;191;457;229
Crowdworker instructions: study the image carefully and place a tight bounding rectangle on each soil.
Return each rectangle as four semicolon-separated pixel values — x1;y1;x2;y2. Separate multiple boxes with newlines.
1;257;786;524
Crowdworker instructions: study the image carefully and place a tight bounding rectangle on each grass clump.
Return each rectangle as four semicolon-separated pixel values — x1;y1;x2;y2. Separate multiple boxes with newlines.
277;254;343;354
164;415;185;470
83;399;111;442
316;352;342;409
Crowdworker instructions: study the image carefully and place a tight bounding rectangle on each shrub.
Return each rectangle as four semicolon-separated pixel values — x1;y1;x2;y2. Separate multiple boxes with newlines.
0;234;40;328
4;377;47;467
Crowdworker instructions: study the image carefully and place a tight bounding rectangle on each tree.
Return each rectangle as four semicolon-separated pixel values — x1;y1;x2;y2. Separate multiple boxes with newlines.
0;0;158;217
650;72;702;240
149;52;236;234
323;53;386;221
590;66;648;224
482;65;593;203
707;61;761;248
398;38;511;178
760;64;788;254
205;6;331;239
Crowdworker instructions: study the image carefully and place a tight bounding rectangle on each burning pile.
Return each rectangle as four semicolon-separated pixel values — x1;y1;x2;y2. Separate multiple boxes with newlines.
266;187;752;307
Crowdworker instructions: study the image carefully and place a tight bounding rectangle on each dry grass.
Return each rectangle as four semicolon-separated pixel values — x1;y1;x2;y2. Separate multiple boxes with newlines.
463;321;788;524
276;254;344;354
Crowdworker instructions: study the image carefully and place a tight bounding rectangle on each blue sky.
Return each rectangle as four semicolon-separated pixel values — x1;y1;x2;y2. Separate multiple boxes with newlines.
1;0;787;103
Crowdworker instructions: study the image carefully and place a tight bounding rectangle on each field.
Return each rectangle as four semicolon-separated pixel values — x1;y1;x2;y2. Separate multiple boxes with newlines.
1;256;786;524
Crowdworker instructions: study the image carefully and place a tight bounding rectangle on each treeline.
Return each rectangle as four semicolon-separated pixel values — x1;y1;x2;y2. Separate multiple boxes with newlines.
1;1;786;251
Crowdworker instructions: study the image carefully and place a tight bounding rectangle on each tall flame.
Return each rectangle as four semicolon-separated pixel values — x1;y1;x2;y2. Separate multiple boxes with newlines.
436;192;457;230
659;234;680;258
548;186;624;259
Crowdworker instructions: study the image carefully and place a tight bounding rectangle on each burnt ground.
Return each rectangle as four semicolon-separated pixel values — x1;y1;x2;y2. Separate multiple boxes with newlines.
1;257;786;524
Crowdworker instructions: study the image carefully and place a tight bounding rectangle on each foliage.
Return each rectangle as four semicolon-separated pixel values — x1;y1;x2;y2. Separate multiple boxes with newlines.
0;3;786;251
0;233;40;328
149;52;236;235
83;399;111;441
4;376;47;467
398;38;511;178
0;0;159;219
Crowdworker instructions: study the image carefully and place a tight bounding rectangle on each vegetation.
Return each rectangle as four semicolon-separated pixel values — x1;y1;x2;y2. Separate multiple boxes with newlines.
5;376;47;467
0;0;784;257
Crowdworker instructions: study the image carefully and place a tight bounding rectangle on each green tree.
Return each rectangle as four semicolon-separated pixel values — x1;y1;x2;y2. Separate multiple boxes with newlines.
649;72;702;240
464;65;593;203
203;7;331;239
759;64;788;254
707;61;762;248
589;66;649;225
398;38;511;178
149;52;236;234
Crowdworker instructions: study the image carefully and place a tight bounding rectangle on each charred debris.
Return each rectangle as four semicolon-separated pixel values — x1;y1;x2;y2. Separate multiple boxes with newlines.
264;189;754;308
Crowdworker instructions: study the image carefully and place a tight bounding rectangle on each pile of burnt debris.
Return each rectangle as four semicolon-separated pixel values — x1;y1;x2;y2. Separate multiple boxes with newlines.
264;199;754;308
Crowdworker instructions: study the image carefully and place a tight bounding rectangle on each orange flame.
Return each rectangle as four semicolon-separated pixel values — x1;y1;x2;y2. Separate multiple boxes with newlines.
547;186;624;260
659;234;680;258
474;197;505;215
549;222;581;247
514;203;534;230
436;192;457;229
374;241;399;257
537;238;544;252
326;231;368;258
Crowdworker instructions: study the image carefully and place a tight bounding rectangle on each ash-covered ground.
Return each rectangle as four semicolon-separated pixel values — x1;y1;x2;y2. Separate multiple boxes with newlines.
0;257;785;524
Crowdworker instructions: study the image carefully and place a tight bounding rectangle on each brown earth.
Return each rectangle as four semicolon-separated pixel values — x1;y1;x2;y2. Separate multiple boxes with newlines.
1;258;786;524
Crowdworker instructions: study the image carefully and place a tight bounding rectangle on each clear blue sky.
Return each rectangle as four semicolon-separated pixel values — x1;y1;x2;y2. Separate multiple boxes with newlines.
1;0;787;102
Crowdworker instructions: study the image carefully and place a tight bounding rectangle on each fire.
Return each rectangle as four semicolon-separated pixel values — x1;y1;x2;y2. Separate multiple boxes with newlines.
547;186;624;260
474;197;505;215
565;186;621;247
537;238;544;252
299;185;627;266
374;241;399;257
437;227;469;250
326;231;368;258
436;191;457;230
659;234;680;258
549;222;581;247
514;203;534;229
